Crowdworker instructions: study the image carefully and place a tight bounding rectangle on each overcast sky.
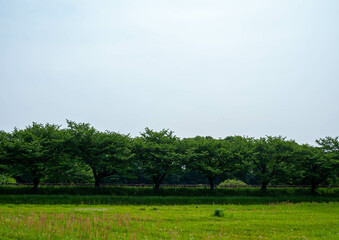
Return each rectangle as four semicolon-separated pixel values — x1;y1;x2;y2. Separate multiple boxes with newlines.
1;0;338;144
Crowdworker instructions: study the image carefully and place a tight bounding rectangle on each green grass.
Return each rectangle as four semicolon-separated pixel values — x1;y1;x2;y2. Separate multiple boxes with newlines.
1;187;338;239
0;202;338;239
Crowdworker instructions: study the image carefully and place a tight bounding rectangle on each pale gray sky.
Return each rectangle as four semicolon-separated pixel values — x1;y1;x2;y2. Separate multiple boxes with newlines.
1;0;338;144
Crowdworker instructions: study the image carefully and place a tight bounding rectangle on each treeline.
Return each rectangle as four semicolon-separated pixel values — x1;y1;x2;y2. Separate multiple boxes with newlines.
0;121;338;193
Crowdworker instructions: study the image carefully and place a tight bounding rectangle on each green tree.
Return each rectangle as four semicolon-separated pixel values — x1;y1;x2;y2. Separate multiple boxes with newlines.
41;153;94;184
250;136;298;192
295;136;339;192
224;136;254;183
316;137;339;186
134;128;181;191
316;136;339;151
184;136;246;190
1;123;64;190
295;144;336;193
0;131;8;174
67;120;132;188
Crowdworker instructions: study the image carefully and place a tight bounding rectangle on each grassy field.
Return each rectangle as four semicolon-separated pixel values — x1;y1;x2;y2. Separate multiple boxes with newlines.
0;202;338;239
1;187;338;239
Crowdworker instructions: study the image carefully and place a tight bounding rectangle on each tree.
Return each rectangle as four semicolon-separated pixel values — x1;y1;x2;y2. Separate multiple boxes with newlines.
183;136;246;190
0;131;8;169
41;152;94;184
183;136;223;190
66;120;132;188
295;136;339;193
316;136;339;152
250;136;298;192
0;131;13;183
134;128;181;191
316;137;339;186
295;144;335;193
224;136;254;183
1;123;64;190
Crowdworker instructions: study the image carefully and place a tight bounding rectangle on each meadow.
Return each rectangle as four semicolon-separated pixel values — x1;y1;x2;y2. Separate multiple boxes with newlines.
0;202;338;239
1;187;338;239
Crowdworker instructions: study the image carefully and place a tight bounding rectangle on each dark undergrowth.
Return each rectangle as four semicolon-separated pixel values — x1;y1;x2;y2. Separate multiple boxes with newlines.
0;195;338;205
0;185;338;197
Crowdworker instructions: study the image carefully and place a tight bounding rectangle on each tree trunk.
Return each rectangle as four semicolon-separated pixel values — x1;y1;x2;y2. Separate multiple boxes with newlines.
94;176;101;189
33;178;40;191
154;181;161;191
208;176;215;190
92;168;101;189
311;183;317;194
153;174;166;191
261;181;268;192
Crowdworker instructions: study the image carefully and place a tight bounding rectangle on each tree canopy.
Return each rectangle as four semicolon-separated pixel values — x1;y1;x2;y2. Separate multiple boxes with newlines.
0;121;338;192
66;120;133;188
1;123;64;190
134;128;181;190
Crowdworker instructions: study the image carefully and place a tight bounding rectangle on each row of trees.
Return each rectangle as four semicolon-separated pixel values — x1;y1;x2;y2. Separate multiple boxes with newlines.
0;121;338;192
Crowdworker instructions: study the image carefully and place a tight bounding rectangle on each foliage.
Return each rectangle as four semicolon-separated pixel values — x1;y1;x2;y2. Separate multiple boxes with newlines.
0;194;338;205
41;158;94;184
316;136;339;152
296;143;339;193
0;131;8;163
67;120;133;188
0;121;338;188
219;179;246;186
1;123;65;190
249;136;298;191
183;136;222;189
183;136;248;189
316;136;339;185
134;128;181;190
0;174;16;184
214;209;224;217
0;185;338;198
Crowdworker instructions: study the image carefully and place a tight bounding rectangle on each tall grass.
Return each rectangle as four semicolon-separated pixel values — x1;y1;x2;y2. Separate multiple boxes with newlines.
1;203;338;239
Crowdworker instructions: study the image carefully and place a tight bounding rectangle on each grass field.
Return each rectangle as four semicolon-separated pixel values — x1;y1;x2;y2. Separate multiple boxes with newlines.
1;187;338;239
0;202;338;239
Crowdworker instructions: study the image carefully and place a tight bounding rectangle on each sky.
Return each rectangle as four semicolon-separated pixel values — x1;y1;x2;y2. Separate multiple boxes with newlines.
0;0;338;144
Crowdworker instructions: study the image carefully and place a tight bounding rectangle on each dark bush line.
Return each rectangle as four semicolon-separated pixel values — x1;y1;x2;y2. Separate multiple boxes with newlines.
1;183;338;188
0;195;338;205
0;185;338;197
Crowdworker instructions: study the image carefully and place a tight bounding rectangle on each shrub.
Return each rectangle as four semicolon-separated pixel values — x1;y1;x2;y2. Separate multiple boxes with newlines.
219;179;246;186
0;174;16;184
214;209;224;217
